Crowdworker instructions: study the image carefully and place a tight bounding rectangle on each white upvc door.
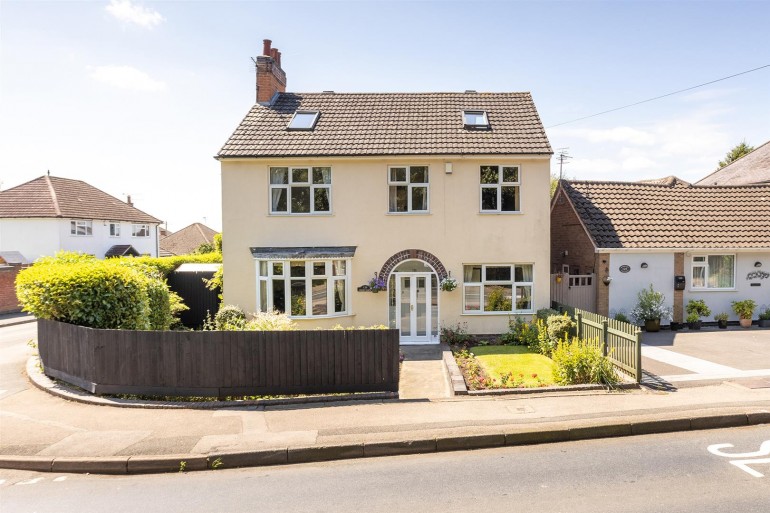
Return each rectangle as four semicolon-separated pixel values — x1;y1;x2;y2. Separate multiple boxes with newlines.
395;272;433;344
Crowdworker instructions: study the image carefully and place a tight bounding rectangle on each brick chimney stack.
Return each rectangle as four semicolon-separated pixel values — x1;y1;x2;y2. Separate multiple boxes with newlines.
256;39;286;104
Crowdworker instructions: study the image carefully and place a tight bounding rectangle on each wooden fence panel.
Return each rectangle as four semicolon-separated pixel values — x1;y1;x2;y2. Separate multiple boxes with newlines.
36;320;399;396
575;308;642;383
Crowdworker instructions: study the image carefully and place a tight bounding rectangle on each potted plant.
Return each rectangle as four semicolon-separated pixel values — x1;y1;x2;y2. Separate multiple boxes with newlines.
368;274;386;293
440;276;458;292
630;284;672;332
759;308;770;328
685;299;711;330
731;299;756;328
714;312;729;329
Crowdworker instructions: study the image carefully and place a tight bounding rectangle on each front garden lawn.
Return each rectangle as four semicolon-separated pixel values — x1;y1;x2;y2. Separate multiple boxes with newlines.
472;345;556;387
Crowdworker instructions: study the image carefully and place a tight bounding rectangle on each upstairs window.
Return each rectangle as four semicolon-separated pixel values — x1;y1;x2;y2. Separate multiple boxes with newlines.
132;224;150;237
70;220;92;236
109;222;121;237
287;111;320;130
480;165;521;213
388;166;429;213
270;167;331;214
463;110;489;129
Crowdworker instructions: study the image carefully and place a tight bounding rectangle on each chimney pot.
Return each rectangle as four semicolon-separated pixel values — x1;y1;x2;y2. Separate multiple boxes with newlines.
276;50;282;67
270;48;278;61
262;39;272;56
127;195;133;207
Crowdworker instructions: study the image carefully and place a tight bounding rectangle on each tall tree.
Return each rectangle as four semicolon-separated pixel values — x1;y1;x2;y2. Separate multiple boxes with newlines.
718;140;754;169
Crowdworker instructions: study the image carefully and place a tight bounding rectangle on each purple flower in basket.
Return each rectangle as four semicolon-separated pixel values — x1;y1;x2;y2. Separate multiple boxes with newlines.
368;274;387;291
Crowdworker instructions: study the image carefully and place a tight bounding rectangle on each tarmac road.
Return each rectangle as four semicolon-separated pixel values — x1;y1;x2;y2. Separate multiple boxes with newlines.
1;425;768;513
0;322;35;399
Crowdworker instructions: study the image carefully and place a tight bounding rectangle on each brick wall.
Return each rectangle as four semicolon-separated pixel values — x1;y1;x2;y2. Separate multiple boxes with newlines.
0;265;27;314
550;191;596;275
595;253;610;316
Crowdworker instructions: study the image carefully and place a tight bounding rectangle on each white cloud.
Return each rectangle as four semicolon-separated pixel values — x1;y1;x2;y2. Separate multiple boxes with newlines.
89;65;167;92
556;126;655;146
106;0;164;29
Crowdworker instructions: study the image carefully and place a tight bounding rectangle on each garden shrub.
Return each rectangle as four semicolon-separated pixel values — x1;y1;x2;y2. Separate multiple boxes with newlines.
536;308;559;321
246;311;297;331
500;317;539;347
547;314;575;346
17;259;151;329
215;305;247;331
130;253;222;277
552;337;619;386
440;322;471;347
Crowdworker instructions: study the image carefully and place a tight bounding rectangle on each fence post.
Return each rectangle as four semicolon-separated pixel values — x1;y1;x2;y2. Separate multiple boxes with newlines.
601;319;609;357
576;311;583;340
635;329;642;383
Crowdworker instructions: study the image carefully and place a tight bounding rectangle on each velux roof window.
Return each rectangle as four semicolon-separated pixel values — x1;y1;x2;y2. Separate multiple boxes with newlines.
287;110;320;131
463;110;490;129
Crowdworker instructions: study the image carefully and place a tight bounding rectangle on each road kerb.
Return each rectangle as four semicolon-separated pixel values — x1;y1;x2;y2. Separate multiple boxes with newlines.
436;433;505;452
288;444;365;464
690;414;748;431
51;457;128;474
364;439;437;458
631;418;692;435
505;429;570;446
747;411;770;425
209;450;288;469
126;455;208;474
570;423;633;440
0;456;53;472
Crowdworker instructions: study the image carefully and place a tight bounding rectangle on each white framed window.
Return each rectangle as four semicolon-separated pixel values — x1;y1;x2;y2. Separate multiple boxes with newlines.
270;167;331;214
132;224;150;237
388;166;429;213
109;222;121;237
287;110;320;131
462;263;534;314
70;220;92;236
463;110;489;129
256;259;350;318
480;165;521;213
691;254;735;289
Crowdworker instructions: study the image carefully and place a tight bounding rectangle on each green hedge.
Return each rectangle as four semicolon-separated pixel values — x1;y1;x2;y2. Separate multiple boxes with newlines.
15;251;206;330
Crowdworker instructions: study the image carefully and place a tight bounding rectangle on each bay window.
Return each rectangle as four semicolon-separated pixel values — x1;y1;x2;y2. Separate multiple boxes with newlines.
257;259;349;317
463;263;534;313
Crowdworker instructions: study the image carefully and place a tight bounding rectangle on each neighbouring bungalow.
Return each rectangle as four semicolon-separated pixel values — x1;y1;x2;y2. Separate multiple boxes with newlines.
551;176;770;324
695;139;770;186
159;222;219;257
216;40;553;343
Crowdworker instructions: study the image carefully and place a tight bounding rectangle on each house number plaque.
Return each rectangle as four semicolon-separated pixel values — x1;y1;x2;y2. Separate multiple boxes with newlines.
619;265;631;273
747;271;769;280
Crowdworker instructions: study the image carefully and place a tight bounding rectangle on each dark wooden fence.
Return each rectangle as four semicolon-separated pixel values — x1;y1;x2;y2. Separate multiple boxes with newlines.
166;267;220;329
37;319;400;397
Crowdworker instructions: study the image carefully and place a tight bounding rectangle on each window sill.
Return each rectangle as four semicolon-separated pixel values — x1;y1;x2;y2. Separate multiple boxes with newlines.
268;213;334;217
287;312;355;320
478;211;524;215
461;311;534;316
689;288;737;292
385;212;432;216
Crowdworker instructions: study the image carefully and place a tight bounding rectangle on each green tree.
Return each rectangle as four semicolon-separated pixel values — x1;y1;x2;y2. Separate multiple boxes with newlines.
718;140;754;169
550;174;559;197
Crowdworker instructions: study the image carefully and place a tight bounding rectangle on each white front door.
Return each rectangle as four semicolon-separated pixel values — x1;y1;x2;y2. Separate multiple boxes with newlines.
396;272;432;344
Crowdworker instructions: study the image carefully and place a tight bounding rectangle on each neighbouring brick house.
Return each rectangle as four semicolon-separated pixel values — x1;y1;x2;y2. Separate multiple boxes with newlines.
551;176;770;324
217;40;553;343
159;222;219;257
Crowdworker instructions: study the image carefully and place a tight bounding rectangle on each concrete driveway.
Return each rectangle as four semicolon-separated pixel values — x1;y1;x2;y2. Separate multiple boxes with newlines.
641;326;770;386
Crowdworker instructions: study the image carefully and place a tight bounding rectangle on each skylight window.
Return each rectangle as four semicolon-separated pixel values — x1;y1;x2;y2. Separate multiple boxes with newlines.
287;110;320;131
463;110;490;129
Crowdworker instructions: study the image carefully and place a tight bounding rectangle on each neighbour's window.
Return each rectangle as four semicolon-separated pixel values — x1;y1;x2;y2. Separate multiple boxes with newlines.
463;264;533;313
388;166;429;213
109;222;121;237
70;220;92;236
480;165;521;213
691;255;735;289
256;259;349;317
132;224;150;237
270;167;331;214
463;110;489;129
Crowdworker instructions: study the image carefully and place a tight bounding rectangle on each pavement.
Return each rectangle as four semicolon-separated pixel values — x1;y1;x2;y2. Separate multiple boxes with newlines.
1;320;770;475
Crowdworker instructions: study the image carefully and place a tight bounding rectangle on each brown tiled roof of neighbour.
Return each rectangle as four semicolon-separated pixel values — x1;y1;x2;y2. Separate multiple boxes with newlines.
218;92;552;158
159;223;219;256
560;178;770;249
0;175;161;223
695;139;770;186
104;245;140;258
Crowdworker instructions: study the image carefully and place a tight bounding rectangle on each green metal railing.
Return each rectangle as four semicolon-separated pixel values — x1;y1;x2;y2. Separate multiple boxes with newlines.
575;308;642;383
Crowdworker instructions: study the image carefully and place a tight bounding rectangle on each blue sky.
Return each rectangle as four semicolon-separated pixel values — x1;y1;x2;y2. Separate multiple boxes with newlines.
2;0;769;231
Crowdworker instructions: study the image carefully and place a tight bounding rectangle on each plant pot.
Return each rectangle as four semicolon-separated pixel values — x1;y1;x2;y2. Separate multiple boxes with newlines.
759;319;770;328
644;319;661;332
670;322;682;331
688;321;702;330
717;320;728;329
739;318;753;328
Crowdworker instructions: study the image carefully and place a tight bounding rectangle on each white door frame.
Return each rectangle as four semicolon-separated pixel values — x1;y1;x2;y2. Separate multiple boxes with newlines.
393;271;437;345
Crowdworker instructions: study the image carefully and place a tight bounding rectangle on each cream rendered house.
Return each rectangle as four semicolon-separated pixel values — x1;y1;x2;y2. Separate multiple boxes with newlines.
217;40;553;343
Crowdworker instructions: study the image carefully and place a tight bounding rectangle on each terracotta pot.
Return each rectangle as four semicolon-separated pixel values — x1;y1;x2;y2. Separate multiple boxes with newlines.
644;319;661;332
739;318;753;328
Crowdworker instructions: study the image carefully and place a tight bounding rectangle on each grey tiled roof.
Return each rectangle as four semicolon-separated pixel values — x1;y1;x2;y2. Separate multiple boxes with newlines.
218;92;552;158
695;139;770;185
560;178;770;249
0;176;161;223
250;246;357;259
